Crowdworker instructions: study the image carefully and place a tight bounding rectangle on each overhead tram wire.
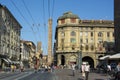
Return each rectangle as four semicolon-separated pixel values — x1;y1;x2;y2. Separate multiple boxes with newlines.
48;0;55;18
51;0;55;18
48;0;51;18
22;0;40;32
22;0;35;24
42;0;47;54
10;0;38;43
47;0;55;55
21;0;41;41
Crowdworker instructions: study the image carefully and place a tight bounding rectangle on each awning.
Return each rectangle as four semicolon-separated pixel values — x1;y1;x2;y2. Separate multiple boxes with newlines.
99;55;111;60
6;58;12;63
2;58;9;63
109;53;120;59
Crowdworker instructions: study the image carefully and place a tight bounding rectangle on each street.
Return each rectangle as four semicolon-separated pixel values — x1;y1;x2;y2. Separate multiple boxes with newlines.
0;69;113;80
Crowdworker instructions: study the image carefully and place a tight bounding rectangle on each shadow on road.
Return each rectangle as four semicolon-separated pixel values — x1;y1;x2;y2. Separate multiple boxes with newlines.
77;78;84;80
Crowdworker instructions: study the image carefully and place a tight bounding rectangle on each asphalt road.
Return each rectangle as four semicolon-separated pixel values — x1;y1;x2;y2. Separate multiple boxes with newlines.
0;69;114;80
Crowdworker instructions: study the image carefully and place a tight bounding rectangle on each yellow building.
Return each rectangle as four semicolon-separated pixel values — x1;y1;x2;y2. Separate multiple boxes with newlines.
54;12;114;68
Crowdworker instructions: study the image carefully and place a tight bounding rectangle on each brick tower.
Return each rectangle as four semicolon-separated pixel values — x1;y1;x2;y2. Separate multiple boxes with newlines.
47;18;52;65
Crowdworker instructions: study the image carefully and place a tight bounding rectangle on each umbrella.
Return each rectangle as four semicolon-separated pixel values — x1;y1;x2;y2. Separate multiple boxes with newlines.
109;53;120;59
99;55;111;60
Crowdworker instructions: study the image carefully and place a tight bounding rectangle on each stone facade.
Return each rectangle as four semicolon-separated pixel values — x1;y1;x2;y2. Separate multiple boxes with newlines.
54;12;114;68
47;18;52;65
20;40;36;68
0;4;22;68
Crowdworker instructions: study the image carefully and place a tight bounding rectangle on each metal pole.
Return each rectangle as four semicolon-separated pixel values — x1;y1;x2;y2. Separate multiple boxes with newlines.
78;51;80;70
79;51;82;71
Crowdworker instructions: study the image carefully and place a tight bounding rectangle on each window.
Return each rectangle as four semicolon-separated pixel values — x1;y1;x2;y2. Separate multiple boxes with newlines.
91;45;94;51
72;45;75;50
71;31;76;36
61;19;65;24
91;32;93;37
85;45;89;50
61;39;64;43
80;39;83;43
107;32;110;37
61;32;65;37
98;38;103;43
90;38;93;43
91;27;93;30
62;44;64;50
98;32;103;37
70;38;76;43
85;32;88;36
113;32;114;37
86;38;88;43
80;32;83;36
71;18;76;23
80;45;83;50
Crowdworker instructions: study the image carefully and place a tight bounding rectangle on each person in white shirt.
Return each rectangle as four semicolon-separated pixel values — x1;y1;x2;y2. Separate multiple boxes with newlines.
107;64;111;72
84;63;90;80
71;63;76;76
81;63;85;78
115;62;120;80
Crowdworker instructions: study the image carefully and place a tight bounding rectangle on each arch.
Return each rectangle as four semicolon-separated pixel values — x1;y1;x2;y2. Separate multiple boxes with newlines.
61;55;65;66
69;55;77;64
82;56;94;68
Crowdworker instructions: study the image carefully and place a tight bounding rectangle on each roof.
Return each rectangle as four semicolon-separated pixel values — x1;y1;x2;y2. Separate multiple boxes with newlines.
99;53;120;60
109;53;120;59
58;11;80;20
99;55;111;60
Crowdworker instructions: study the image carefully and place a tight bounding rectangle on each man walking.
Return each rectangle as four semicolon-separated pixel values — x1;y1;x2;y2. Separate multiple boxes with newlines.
71;63;76;76
85;62;90;80
81;62;86;78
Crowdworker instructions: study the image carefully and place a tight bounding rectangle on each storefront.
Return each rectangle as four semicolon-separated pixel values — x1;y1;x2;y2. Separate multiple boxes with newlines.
0;54;11;69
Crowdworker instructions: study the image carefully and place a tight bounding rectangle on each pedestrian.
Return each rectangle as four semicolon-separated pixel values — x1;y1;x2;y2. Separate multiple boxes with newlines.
20;61;24;72
115;62;120;80
11;63;14;72
107;64;111;75
50;63;54;72
71;63;76;76
81;62;86;78
84;62;90;80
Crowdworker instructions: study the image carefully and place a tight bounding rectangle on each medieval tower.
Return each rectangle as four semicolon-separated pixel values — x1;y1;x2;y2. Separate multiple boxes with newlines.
47;18;52;65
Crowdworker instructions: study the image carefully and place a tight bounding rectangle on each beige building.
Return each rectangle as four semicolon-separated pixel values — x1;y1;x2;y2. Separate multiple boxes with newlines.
36;41;43;67
20;40;36;68
54;12;114;68
0;4;22;69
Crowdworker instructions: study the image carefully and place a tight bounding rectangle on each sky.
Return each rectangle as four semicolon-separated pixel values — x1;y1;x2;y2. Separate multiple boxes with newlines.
0;0;114;55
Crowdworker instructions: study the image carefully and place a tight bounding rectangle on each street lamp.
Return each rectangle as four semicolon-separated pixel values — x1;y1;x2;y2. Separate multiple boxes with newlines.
78;50;82;71
78;43;84;71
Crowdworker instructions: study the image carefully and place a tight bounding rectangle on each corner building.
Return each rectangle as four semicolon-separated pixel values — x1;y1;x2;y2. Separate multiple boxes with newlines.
54;12;114;68
114;0;120;52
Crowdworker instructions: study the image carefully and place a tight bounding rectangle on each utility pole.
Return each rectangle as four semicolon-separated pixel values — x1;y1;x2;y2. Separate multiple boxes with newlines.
47;18;52;65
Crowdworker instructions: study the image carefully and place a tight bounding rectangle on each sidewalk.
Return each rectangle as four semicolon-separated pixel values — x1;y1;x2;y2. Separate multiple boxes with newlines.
54;69;110;80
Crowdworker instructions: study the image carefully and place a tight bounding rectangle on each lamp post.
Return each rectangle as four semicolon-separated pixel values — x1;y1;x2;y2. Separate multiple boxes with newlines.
78;50;82;71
